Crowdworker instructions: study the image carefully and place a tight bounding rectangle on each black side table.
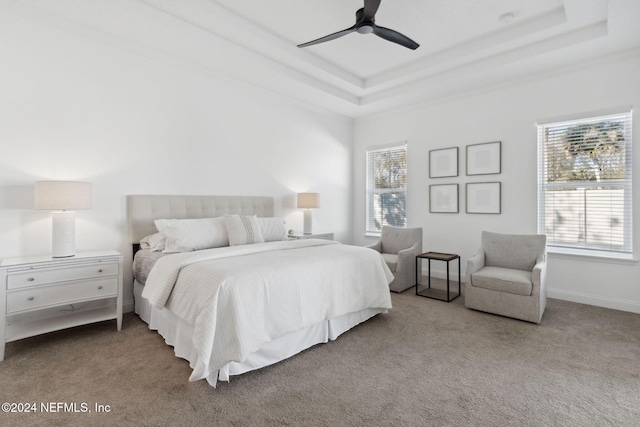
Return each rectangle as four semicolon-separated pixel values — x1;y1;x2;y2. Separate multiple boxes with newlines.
415;252;460;302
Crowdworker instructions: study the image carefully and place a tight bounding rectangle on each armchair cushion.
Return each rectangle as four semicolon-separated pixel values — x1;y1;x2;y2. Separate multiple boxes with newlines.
471;266;532;296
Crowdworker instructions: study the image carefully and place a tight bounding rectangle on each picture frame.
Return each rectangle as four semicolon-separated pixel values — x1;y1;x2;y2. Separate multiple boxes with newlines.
466;182;501;214
466;141;501;175
429;147;458;178
429;184;459;213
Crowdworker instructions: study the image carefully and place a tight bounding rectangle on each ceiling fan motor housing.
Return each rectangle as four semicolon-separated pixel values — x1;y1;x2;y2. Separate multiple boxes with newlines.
356;8;375;34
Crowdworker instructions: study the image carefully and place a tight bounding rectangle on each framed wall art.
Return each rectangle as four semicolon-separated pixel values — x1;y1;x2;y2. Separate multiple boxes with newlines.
466;182;501;214
429;147;458;178
466;141;501;175
429;184;459;213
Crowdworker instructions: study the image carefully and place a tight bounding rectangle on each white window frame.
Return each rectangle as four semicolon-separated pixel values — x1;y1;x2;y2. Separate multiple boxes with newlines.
366;142;407;236
537;108;633;259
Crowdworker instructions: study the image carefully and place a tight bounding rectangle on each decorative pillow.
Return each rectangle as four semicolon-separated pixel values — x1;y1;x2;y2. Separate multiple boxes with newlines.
257;217;287;242
224;214;265;246
154;217;229;253
139;232;166;252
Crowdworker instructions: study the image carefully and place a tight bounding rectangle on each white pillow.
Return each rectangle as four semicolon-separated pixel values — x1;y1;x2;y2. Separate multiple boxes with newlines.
257;217;287;242
139;232;166;252
154;217;229;253
224;214;265;246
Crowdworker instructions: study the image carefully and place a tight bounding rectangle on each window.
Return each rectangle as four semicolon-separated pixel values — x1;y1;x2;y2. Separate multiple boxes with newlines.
366;143;407;235
537;109;633;256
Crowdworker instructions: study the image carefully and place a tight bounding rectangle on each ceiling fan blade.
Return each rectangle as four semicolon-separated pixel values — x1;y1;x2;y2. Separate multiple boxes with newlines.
372;26;419;50
362;0;381;21
297;26;356;48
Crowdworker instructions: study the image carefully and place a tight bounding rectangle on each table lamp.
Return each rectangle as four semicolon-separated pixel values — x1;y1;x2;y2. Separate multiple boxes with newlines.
35;181;92;258
297;193;319;234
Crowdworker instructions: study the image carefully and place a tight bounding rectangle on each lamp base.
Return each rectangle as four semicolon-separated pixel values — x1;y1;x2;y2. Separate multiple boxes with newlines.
303;209;313;234
52;211;76;258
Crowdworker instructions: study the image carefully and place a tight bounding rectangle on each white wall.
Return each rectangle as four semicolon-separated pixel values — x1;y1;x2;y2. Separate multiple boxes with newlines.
0;12;353;311
353;51;640;314
3;10;639;317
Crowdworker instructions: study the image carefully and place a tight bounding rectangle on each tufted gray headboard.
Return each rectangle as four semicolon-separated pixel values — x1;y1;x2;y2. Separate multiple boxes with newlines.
127;195;275;244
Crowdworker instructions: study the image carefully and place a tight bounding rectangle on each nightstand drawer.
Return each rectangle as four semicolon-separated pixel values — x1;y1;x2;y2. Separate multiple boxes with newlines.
6;277;118;314
6;262;119;290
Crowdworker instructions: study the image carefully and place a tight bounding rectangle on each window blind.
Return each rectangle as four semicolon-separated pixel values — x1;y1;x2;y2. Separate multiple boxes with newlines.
366;143;407;235
537;110;633;255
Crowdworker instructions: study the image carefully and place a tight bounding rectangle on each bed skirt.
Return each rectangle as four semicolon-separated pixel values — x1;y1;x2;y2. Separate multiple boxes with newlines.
134;280;386;387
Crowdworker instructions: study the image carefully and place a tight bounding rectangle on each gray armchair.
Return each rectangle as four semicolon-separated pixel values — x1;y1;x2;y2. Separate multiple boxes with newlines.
367;226;423;293
465;231;547;324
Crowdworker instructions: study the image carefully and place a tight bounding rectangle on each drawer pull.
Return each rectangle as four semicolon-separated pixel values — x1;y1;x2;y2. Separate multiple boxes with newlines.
98;285;103;290
98;269;103;273
27;296;34;301
27;277;35;282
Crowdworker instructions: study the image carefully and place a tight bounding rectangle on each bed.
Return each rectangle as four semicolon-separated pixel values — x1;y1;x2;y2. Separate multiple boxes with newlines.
128;195;393;387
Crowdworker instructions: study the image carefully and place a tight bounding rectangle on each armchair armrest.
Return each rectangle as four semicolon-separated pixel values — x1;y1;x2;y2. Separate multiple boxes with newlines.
366;239;382;253
531;255;547;295
465;249;485;286
395;242;422;268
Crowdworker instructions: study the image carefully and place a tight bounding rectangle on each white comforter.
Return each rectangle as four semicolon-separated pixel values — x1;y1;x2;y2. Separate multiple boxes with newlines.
142;239;393;382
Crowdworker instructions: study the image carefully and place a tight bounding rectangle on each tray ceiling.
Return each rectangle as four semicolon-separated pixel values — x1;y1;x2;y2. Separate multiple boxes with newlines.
2;0;640;117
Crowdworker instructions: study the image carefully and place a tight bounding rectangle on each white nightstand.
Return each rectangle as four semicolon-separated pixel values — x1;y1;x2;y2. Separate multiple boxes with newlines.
288;232;334;240
0;250;123;361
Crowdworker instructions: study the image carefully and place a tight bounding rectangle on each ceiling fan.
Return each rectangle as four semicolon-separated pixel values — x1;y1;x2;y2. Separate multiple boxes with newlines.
297;0;419;50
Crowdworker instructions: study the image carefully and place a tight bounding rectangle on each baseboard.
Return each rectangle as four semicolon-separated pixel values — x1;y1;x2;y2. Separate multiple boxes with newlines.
123;299;135;314
547;288;640;314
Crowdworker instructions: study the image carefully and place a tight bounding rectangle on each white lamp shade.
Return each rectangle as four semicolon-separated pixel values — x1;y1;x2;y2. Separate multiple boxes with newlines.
297;193;319;209
35;181;92;210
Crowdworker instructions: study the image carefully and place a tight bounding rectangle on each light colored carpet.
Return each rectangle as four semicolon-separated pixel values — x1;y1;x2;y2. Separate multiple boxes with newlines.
1;290;639;426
